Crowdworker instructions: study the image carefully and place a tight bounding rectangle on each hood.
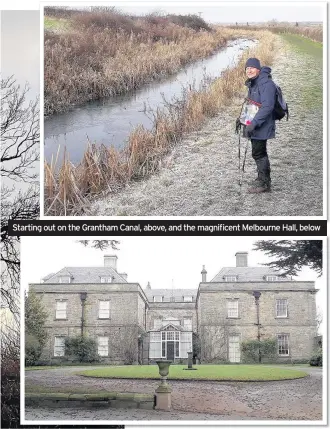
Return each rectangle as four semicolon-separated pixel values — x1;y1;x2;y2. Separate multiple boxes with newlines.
258;66;272;82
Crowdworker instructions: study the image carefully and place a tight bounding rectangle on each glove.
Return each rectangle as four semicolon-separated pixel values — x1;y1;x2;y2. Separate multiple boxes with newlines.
235;118;241;134
245;122;255;136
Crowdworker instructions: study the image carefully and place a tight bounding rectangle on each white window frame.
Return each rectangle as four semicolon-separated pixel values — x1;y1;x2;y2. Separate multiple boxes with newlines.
276;299;288;318
97;336;109;356
55;301;67;319
54;336;65;356
179;331;192;359
150;332;162;358
266;275;279;281
98;300;110;319
183;296;193;302
153;296;163;302
228;335;241;363
277;334;290;356
100;276;112;283
224;276;238;282
59;276;71;283
227;299;239;318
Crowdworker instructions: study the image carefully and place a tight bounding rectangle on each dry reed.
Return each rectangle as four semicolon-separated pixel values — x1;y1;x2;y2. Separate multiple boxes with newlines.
229;24;322;43
44;12;233;116
44;29;279;216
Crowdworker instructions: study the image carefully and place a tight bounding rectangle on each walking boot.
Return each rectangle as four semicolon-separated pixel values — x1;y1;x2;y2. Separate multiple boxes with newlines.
248;180;271;193
248;157;271;193
248;177;263;186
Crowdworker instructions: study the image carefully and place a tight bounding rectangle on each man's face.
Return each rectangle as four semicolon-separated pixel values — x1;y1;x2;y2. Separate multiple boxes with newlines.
246;67;260;79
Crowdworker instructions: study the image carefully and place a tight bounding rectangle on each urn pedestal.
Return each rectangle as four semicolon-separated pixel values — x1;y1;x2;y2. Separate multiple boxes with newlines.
155;360;172;411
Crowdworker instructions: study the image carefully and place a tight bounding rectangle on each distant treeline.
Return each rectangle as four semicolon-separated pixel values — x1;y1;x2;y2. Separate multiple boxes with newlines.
228;23;322;43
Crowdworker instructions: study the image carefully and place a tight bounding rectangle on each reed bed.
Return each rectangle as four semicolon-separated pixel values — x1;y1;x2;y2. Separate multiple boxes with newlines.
230;24;323;43
269;25;322;43
45;9;232;116
44;29;278;216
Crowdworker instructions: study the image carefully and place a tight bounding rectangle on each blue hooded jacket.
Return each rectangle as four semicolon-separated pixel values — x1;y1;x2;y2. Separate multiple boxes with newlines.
245;66;276;140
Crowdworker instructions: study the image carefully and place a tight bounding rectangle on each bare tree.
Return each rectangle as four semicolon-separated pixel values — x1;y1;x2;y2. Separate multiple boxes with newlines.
1;76;39;428
200;324;231;363
78;240;120;251
1;77;40;320
1;76;39;182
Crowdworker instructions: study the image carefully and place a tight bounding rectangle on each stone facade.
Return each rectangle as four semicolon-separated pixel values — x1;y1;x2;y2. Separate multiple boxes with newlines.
29;252;318;364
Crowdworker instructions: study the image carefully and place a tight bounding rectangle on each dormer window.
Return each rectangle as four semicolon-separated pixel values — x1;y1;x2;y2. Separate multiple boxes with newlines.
224;276;238;282
266;275;279;281
100;276;112;283
59;276;71;283
183;296;193;302
153;296;163;302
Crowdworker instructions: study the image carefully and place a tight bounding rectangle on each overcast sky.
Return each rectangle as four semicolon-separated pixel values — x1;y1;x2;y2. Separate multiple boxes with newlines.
101;1;325;23
1;10;39;100
21;237;326;333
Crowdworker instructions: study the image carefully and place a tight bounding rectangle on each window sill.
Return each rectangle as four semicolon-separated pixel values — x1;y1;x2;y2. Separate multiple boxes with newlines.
54;318;68;321
226;317;240;319
275;316;289;319
98;318;111;320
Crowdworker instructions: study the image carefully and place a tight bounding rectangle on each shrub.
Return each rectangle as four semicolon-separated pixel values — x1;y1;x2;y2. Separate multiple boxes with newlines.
309;348;322;367
65;336;100;363
72;10;138;33
167;14;212;32
25;334;43;366
241;338;277;363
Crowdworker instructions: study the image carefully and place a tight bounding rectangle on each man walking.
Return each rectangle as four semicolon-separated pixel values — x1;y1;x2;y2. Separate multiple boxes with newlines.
239;57;277;193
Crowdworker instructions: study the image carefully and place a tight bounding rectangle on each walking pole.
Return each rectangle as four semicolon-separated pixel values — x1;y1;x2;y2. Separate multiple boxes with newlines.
238;127;241;183
239;137;249;187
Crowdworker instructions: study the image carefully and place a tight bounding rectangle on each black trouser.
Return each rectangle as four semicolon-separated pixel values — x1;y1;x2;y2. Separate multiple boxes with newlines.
251;139;271;184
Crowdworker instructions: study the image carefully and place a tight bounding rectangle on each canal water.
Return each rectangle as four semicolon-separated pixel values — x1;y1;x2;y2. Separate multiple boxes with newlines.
44;38;257;165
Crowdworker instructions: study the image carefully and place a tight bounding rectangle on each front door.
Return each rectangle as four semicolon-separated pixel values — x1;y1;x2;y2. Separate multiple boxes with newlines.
167;341;175;361
228;335;240;363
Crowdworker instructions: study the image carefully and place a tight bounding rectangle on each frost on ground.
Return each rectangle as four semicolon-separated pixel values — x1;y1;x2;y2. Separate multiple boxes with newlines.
89;37;323;217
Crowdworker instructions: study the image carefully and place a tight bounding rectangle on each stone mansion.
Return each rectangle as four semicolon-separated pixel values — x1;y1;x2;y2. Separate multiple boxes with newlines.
29;252;318;364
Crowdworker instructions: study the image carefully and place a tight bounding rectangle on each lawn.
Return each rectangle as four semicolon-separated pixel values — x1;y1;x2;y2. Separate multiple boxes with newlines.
77;365;308;381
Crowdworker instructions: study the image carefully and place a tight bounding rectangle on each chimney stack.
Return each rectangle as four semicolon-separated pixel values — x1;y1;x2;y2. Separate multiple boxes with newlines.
235;252;248;267
146;281;151;290
201;265;207;282
120;273;128;281
104;255;118;271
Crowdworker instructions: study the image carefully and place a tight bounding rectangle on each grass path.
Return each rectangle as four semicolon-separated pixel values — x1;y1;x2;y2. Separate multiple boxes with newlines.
89;34;323;216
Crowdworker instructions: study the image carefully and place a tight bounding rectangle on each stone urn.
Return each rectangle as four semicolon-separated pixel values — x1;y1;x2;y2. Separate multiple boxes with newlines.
155;360;172;411
155;359;172;379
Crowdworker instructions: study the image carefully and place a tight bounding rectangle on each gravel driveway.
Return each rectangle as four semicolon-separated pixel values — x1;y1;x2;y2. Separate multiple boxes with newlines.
88;35;322;216
25;366;322;421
